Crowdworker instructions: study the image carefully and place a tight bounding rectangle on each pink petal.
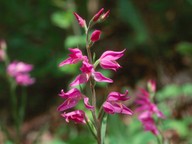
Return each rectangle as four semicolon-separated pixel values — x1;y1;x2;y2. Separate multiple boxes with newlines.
83;97;94;110
59;88;82;99
7;61;33;77
92;72;113;83
103;101;115;114
61;110;86;124
16;74;35;86
59;57;72;67
59;48;86;67
57;98;79;111
140;117;159;135
70;73;89;87
107;90;129;101
80;61;93;73
91;30;101;42
100;49;125;60
112;103;133;115
103;102;132;115
100;59;121;71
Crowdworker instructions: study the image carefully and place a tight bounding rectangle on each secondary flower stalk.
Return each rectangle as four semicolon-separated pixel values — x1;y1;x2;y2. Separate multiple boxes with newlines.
135;80;165;143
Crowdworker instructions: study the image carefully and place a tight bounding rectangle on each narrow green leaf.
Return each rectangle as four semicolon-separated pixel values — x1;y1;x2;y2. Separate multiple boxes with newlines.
101;114;108;144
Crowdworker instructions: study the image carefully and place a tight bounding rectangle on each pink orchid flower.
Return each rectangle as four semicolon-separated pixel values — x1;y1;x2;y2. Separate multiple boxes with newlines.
7;61;33;77
136;88;165;119
70;61;113;87
99;49;125;71
91;30;101;42
59;48;87;67
103;90;133;115
74;13;86;27
136;86;165;135
7;61;35;86
61;110;86;124
139;112;159;135
16;74;35;86
57;88;94;111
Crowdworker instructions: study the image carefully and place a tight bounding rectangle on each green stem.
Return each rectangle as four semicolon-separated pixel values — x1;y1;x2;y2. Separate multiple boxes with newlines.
19;87;27;131
4;48;20;142
156;135;162;144
85;116;97;140
0;121;13;142
85;21;102;144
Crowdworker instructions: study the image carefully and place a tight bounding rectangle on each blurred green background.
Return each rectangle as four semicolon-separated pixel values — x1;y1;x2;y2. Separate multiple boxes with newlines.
1;0;192;143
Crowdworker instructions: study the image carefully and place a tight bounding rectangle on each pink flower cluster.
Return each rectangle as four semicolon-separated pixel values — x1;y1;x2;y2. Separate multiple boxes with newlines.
57;8;132;124
7;61;35;86
136;80;165;135
103;90;132;115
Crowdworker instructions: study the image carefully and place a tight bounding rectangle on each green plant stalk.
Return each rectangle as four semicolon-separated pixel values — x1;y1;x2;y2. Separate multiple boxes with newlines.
85;21;103;144
4;49;20;142
19;87;27;131
85;116;97;140
156;135;162;144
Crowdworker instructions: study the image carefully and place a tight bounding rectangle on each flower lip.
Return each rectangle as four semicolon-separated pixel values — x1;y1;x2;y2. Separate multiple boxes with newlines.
61;110;86;124
103;90;132;115
107;90;129;101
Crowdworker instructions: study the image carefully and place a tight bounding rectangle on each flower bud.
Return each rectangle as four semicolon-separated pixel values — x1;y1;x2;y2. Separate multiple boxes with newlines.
0;39;7;50
0;39;6;61
147;80;156;93
90;30;101;42
93;8;104;22
74;12;86;27
101;10;110;20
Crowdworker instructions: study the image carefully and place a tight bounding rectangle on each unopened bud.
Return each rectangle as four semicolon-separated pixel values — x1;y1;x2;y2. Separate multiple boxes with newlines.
0;39;7;50
147;80;156;93
90;30;101;42
93;8;104;22
101;10;110;20
74;12;86;28
0;40;6;61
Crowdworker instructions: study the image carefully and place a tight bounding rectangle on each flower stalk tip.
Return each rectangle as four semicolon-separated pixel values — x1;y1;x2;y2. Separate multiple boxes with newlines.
93;8;104;22
74;12;86;28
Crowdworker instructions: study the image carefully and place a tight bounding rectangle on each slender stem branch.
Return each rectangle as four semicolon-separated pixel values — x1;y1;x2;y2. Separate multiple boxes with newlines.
85;116;97;140
19;87;27;130
156;135;162;144
4;48;20;142
85;21;103;144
